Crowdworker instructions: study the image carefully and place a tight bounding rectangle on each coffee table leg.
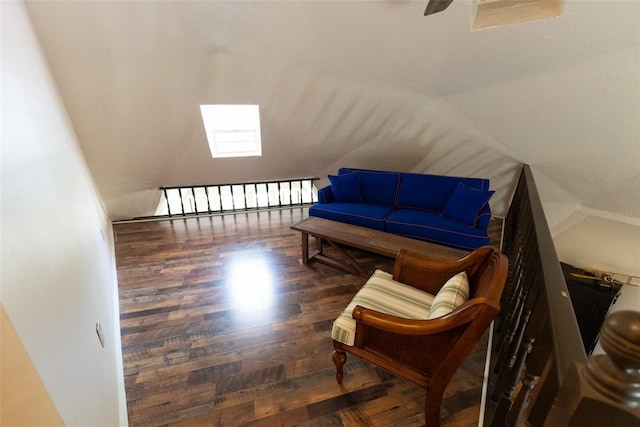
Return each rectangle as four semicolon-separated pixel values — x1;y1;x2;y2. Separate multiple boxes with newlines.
301;232;310;265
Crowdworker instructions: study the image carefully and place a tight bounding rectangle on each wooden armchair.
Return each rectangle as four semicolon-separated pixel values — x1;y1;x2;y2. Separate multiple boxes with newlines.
331;246;508;427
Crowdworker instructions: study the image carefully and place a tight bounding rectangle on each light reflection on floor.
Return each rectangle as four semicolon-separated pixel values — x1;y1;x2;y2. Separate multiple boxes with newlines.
226;254;275;313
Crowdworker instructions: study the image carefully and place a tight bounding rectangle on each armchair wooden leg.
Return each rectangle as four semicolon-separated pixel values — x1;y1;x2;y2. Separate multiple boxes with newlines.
424;391;443;427
332;346;347;384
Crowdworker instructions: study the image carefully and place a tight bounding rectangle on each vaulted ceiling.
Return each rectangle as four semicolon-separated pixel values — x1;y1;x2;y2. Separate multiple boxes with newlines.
24;1;639;222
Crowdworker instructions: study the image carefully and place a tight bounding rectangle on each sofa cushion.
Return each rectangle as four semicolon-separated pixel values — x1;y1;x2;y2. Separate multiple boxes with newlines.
309;203;393;231
332;269;435;346
427;272;470;319
441;183;494;227
396;173;489;213
329;173;363;203
339;168;400;207
385;209;490;251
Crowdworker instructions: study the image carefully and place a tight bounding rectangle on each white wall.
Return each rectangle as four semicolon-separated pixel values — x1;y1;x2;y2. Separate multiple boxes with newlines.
0;1;127;425
553;214;640;355
554;215;640;313
526;165;640;356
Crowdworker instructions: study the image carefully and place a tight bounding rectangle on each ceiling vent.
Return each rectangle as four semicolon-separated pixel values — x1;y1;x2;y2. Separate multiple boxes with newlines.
471;0;564;31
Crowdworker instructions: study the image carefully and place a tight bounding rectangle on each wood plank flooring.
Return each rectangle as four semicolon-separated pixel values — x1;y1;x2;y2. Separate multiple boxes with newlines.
114;208;499;427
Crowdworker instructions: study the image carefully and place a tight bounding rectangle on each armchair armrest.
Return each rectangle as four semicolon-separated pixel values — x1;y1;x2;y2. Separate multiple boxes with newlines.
347;300;496;384
352;300;486;338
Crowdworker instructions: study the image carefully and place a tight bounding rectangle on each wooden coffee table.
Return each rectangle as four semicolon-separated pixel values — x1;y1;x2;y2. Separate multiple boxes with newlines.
290;217;469;275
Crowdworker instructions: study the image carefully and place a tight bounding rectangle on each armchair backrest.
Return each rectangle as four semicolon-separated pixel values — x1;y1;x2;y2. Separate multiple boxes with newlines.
393;246;506;311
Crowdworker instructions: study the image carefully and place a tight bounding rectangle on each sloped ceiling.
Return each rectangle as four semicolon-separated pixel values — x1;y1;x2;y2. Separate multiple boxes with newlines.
23;1;639;221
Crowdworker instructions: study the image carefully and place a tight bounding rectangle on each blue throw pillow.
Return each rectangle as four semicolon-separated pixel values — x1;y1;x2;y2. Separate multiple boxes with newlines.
441;183;494;227
329;173;363;203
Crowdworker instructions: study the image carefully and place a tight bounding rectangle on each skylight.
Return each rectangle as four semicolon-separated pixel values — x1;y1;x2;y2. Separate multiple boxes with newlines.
200;104;262;158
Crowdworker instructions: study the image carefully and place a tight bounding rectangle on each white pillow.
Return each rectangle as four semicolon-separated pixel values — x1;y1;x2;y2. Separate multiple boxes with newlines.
427;272;470;319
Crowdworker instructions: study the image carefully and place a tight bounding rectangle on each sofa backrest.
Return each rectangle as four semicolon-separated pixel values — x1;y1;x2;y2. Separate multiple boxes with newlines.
395;172;489;212
338;167;401;207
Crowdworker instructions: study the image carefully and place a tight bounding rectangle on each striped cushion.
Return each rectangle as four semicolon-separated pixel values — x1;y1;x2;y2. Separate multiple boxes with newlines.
332;269;435;346
427;272;469;319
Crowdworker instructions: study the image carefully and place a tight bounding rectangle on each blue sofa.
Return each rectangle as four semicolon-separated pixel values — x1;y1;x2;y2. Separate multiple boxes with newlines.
308;167;494;251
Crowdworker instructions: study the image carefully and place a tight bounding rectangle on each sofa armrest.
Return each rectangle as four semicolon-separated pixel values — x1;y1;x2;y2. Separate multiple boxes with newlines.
317;185;333;203
475;203;492;230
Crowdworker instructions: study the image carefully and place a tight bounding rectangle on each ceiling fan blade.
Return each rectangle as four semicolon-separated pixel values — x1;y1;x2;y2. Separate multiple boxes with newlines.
424;0;454;16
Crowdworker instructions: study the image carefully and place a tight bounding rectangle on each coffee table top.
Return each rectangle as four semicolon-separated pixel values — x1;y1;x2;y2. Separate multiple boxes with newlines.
291;217;469;260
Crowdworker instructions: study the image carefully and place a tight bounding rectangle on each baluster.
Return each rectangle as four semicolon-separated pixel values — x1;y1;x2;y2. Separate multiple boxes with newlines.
493;288;525;372
506;365;541;426
495;268;524;352
212;186;218;211
507;323;552;426
298;180;303;204
191;187;197;212
254;183;259;208
232;185;238;211
277;182;282;207
178;188;185;215
267;183;273;207
496;227;537;350
492;335;535;426
497;251;521;323
492;277;547;426
163;188;171;216
495;252;520;337
242;184;248;210
501;214;533;308
203;187;211;213
493;305;529;384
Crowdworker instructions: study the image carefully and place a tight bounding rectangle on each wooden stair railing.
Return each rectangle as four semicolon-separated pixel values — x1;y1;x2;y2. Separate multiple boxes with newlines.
484;164;640;426
160;178;319;216
120;177;320;221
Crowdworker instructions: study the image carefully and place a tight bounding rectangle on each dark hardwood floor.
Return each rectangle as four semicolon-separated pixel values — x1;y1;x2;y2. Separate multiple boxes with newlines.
114;208;499;427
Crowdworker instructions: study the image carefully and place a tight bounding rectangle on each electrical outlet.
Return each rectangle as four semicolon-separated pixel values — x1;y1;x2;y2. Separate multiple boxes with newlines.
96;322;105;348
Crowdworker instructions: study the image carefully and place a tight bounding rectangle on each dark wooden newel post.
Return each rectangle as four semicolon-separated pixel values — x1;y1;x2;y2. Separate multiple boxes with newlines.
544;310;640;426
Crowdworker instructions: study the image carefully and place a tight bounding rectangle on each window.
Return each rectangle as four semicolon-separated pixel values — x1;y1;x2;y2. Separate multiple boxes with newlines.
200;104;262;158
